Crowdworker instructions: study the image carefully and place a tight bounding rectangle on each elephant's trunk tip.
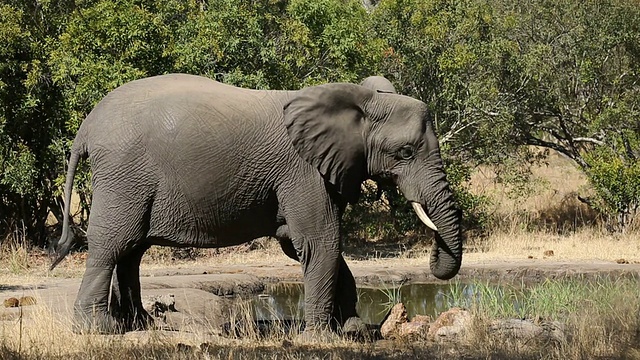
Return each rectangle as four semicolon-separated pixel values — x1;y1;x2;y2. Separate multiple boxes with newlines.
429;235;462;280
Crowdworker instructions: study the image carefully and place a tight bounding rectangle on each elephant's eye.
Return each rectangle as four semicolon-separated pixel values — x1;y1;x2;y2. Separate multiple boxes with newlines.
397;146;415;160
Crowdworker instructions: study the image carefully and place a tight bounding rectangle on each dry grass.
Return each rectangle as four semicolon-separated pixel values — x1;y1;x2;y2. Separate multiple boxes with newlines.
458;277;640;360
461;150;640;263
469;151;599;231
464;228;640;263
0;295;416;360
141;237;289;268
1;277;638;360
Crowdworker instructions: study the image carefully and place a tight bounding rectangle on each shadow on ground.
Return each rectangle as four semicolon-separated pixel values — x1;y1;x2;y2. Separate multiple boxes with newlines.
0;284;46;291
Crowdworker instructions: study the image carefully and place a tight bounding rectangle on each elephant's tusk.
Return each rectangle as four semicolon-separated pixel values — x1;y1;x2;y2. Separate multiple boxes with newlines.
411;202;438;232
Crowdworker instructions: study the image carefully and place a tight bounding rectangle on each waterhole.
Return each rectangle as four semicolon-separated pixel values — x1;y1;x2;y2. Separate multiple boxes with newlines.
252;282;498;325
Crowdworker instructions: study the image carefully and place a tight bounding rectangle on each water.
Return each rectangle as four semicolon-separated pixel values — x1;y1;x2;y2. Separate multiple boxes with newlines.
252;282;487;325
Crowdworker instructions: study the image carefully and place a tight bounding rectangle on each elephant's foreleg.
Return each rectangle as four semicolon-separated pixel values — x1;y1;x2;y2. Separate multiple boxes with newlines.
278;233;358;329
110;244;152;331
333;257;358;326
298;239;340;331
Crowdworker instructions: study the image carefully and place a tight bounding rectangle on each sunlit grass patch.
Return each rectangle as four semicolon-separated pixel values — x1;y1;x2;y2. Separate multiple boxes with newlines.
445;276;640;359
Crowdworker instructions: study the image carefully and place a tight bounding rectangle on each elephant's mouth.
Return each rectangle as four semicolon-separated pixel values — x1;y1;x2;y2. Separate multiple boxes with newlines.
411;202;438;231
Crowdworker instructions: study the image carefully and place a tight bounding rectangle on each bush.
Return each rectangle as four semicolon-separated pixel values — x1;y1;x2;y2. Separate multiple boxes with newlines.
584;131;640;231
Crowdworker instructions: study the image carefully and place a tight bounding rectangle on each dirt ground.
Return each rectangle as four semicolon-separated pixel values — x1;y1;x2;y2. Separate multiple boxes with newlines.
1;257;638;340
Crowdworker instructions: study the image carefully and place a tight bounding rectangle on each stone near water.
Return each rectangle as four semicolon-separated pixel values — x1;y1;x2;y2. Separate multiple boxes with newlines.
427;307;471;340
380;303;431;339
399;321;429;338
489;318;566;344
142;294;177;321
18;296;36;306
380;303;408;339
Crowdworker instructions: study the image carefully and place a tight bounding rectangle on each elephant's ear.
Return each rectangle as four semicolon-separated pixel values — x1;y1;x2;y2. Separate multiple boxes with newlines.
283;84;373;203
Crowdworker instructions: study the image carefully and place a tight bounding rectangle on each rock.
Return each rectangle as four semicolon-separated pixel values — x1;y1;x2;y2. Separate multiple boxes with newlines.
412;314;432;323
195;276;265;297
3;297;19;308
399;321;429;338
543;250;554;257
428;307;471;340
380;304;432;340
3;296;37;308
539;320;566;343
142;294;177;319
616;258;629;264
380;303;408;339
141;288;234;334
342;316;368;338
175;343;194;352
18;296;37;306
489;319;544;339
489;318;566;343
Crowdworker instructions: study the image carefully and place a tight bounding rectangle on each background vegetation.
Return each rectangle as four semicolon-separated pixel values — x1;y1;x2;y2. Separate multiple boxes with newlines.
1;0;639;248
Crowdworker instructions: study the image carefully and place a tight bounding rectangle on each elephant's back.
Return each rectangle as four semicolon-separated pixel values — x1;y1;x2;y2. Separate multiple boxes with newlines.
94;74;253;113
84;72;295;199
81;73;286;155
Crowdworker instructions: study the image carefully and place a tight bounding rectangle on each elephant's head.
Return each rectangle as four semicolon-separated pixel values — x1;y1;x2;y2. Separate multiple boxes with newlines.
283;82;462;280
359;76;397;94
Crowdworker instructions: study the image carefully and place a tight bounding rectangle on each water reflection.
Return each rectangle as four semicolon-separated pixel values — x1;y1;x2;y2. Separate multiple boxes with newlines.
252;282;489;325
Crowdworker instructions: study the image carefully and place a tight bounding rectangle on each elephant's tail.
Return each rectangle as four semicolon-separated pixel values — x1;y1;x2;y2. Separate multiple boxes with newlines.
50;134;87;271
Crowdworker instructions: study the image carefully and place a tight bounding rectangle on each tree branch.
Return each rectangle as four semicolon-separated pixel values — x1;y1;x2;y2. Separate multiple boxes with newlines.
525;135;589;169
572;137;605;146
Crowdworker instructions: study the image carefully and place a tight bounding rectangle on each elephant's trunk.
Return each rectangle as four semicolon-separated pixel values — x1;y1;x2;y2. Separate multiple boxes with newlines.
413;173;463;281
427;203;462;280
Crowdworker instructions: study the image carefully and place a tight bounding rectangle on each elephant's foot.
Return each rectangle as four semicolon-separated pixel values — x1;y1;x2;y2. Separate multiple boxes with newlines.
122;308;154;331
341;317;375;342
109;302;155;332
72;310;125;335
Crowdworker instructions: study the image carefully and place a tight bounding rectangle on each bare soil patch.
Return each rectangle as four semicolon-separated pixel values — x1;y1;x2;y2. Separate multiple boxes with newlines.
2;258;638;336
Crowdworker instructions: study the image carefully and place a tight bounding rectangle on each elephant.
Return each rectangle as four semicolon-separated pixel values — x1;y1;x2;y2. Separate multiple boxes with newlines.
51;73;463;335
360;75;397;94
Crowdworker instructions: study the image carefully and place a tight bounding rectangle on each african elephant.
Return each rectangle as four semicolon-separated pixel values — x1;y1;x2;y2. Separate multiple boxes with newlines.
51;74;463;335
360;75;397;94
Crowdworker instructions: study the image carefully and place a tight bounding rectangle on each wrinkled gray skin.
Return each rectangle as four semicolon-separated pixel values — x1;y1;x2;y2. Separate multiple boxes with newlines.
360;75;398;94
52;74;462;335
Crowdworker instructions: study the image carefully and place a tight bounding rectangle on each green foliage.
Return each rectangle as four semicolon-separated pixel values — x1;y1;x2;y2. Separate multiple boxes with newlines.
0;1;72;245
168;0;383;89
0;0;385;245
372;0;640;230
2;0;640;246
584;131;640;230
341;158;490;242
443;158;490;231
446;276;640;321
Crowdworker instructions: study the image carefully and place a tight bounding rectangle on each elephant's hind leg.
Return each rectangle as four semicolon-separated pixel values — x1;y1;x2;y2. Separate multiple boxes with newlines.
73;256;121;334
74;186;151;334
109;244;152;331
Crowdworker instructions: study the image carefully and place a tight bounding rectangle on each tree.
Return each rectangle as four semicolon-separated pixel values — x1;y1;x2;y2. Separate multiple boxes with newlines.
487;0;640;230
0;1;74;245
1;0;385;246
371;0;640;231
